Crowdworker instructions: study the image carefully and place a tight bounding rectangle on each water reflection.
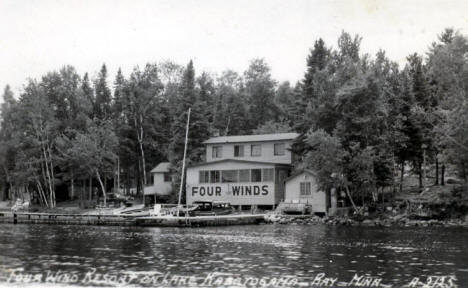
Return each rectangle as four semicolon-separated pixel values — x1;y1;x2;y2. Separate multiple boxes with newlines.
0;224;467;286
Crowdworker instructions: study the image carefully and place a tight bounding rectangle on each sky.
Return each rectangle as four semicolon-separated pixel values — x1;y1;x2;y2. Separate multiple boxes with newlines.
1;0;468;100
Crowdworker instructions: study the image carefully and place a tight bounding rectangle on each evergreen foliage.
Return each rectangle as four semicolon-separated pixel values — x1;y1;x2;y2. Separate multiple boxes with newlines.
1;29;467;206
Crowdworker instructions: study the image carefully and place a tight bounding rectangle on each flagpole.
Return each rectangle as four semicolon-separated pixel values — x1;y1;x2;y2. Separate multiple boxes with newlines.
177;108;191;217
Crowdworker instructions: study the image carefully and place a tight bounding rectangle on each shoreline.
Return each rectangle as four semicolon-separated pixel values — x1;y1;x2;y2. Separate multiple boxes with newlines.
1;210;468;228
264;213;468;228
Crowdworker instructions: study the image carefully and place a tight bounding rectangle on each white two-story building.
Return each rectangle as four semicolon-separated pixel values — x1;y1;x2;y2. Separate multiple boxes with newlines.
185;133;299;208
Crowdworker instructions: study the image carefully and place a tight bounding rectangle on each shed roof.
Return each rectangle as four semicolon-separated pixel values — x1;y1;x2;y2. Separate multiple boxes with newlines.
187;158;291;169
203;132;299;144
285;169;317;182
150;162;171;173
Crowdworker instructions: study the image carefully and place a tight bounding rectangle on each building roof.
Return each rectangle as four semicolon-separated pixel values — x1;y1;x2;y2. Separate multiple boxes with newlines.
187;158;291;169
285;169;318;182
150;162;171;173
203;132;299;144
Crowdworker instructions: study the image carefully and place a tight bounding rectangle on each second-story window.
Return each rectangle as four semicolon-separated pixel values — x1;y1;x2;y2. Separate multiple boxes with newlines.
251;144;261;157
274;143;285;156
212;146;223;158
234;145;244;157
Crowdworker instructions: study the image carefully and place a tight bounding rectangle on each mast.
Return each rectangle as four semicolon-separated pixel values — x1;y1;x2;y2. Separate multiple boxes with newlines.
177;108;191;217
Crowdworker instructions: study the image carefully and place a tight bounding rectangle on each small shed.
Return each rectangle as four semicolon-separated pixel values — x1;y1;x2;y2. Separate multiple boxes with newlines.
144;162;173;204
284;169;328;213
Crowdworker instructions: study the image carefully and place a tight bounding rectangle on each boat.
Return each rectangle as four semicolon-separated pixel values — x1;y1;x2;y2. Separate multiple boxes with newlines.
113;204;151;218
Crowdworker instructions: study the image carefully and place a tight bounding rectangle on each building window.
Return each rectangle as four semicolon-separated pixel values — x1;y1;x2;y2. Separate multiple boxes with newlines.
234;145;244;157
300;182;311;196
239;169;250;182
210;170;220;183
274;143;285;156
251;169;262;182
199;171;209;183
222;170;238;183
262;168;274;181
251;144;261;157
212;146;222;158
163;172;171;182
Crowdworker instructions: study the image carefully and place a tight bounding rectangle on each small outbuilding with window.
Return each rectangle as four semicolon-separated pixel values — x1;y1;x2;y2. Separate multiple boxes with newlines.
144;162;173;204
284;169;329;214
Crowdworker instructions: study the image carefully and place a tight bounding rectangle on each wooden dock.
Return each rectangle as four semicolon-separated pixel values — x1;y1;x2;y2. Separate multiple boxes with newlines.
0;212;267;227
0;212;135;226
135;214;267;227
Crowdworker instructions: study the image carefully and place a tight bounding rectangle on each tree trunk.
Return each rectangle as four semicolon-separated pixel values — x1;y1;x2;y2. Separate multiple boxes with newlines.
400;161;404;193
79;180;84;208
71;175;75;200
37;180;48;207
42;144;54;207
418;162;423;189
441;164;445;186
36;184;44;207
422;149;426;189
435;156;439;185
46;142;56;208
89;176;92;200
136;157;141;196
126;168;130;195
392;153;397;195
117;158;120;194
361;187;365;206
136;114;147;190
139;137;146;186
2;166;11;201
382;187;385;205
463;163;467;183
96;170;107;207
344;181;358;213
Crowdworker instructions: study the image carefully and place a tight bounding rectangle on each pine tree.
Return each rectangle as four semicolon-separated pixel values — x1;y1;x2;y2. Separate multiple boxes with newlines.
169;60;210;202
94;64;112;119
81;73;95;118
244;59;278;129
113;68;125;119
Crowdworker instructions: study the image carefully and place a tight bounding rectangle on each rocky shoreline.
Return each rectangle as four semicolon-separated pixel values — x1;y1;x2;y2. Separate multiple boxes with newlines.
264;214;468;227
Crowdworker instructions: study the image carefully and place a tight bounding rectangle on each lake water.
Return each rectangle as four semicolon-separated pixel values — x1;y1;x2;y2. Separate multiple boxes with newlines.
0;223;467;287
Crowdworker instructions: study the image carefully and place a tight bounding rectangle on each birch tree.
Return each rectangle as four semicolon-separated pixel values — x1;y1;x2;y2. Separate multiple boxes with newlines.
59;120;118;206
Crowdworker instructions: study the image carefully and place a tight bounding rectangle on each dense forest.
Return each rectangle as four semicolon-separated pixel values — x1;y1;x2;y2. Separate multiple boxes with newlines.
0;29;467;208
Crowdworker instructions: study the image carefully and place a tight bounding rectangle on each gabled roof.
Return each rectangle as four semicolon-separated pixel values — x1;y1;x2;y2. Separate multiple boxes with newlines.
285;169;317;182
203;132;299;144
187;159;291;168
150;162;171;173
